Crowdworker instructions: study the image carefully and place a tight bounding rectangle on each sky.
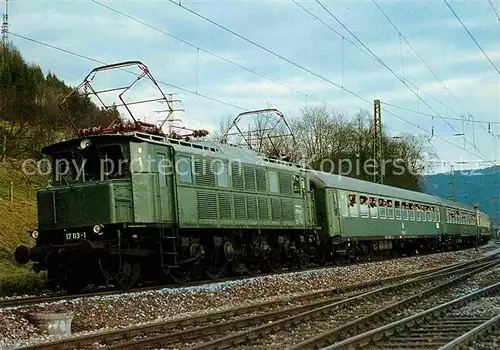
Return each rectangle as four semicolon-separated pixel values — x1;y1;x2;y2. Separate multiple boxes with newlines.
3;0;500;174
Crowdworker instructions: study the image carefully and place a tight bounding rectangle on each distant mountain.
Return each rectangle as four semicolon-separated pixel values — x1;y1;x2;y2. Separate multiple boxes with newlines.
420;166;500;225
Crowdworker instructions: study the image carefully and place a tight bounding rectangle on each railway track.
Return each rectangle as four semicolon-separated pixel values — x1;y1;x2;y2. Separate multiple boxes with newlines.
17;252;499;350
322;279;500;349
0;263;343;308
0;248;480;309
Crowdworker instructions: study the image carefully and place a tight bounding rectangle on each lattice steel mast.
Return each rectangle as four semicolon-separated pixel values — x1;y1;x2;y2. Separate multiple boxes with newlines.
1;0;8;45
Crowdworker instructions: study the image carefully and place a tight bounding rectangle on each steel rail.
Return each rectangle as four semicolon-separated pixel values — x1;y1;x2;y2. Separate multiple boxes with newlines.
1;251;480;309
438;314;500;349
106;260;496;350
181;259;499;350
17;256;493;350
290;259;500;349
321;281;500;349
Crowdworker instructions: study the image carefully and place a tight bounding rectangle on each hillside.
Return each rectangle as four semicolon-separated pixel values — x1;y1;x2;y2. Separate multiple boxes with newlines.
420;165;500;224
0;162;48;295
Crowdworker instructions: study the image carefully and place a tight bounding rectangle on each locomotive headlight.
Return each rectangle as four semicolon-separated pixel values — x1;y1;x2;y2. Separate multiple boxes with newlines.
31;230;39;239
93;224;104;235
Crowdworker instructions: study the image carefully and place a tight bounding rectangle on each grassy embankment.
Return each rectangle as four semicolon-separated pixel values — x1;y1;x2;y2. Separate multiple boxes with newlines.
0;161;49;296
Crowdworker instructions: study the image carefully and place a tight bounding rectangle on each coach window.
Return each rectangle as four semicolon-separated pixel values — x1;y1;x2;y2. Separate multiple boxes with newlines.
369;197;378;218
395;201;401;219
269;171;279;193
402;202;409;220
339;191;349;217
378;198;386;219
427;208;433;222
360;195;369;218
409;203;415;221
348;193;359;217
178;156;193;183
415;204;421;221
432;207;438;222
387;199;394;219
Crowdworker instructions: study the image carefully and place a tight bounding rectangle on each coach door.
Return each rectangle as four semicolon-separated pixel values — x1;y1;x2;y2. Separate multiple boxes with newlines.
154;146;175;223
328;189;343;235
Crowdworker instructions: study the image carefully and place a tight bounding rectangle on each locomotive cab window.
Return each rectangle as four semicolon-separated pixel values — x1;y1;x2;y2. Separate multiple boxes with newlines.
100;144;127;180
292;175;301;195
156;153;167;187
215;161;229;187
177;156;193;183
52;150;77;183
269;171;279;193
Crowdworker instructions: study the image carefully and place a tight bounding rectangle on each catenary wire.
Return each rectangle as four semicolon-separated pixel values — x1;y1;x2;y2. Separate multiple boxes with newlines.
381;102;500;125
166;0;371;105
488;0;500;22
8;32;496;165
443;0;500;75
293;1;499;132
169;0;497;151
372;0;494;137
167;0;496;165
90;0;344;113
382;107;494;163
295;1;468;125
314;0;493;163
8;32;248;112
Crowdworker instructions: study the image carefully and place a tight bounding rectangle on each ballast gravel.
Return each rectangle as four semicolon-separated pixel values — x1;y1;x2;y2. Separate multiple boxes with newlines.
0;245;496;349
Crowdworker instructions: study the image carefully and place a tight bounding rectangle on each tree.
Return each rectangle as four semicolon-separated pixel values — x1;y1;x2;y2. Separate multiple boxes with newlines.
0;44;116;159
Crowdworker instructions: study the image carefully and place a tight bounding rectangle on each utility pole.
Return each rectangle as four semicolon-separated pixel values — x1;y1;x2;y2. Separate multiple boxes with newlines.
449;164;456;201
1;0;8;45
373;99;383;184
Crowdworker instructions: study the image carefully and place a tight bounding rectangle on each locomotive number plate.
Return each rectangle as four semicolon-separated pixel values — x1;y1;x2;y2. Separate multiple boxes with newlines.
65;232;87;241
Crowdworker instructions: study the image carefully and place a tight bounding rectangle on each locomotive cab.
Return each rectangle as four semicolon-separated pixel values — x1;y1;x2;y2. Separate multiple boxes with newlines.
14;134;139;291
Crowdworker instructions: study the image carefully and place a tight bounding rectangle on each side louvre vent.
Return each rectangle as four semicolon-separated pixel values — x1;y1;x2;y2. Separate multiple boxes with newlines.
256;168;267;192
195;158;216;187
282;198;295;221
244;167;256;191
234;194;246;220
246;196;258;220
258;197;269;220
279;173;291;194
218;193;232;219
232;163;244;190
271;197;282;221
197;191;217;219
